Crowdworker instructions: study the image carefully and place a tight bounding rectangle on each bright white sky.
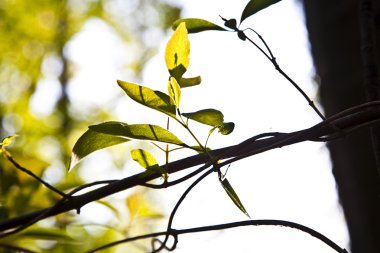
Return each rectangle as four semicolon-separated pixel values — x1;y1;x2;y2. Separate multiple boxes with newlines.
37;0;351;252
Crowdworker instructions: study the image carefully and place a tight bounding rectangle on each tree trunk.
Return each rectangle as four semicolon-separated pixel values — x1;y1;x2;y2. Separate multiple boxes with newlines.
302;1;380;252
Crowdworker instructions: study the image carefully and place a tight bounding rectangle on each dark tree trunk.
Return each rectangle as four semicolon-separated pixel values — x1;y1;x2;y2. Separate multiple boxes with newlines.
302;1;380;252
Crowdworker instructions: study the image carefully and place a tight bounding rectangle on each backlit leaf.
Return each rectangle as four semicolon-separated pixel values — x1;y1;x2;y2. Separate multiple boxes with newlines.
117;80;177;118
168;76;181;108
89;121;187;147
131;149;168;179
240;0;281;24
69;129;129;171
165;22;190;80
221;179;250;217
172;18;227;33
179;76;202;88
0;135;18;148
218;122;235;135
131;149;159;170
182;109;224;127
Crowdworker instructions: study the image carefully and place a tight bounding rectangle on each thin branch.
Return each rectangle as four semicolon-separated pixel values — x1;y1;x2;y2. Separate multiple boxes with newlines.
87;219;348;253
243;29;326;120
151;169;214;252
2;151;68;198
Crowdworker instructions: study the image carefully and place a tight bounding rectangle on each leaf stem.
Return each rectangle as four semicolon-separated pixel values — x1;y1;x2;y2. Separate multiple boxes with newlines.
243;29;326;120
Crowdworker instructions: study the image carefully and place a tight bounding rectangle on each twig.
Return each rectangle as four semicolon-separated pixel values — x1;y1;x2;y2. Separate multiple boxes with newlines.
86;219;348;253
2;151;68;198
243;29;326;120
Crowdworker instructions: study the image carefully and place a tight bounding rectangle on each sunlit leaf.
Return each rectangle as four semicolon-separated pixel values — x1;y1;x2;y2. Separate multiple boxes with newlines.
68;129;129;171
182;109;224;127
221;179;250;217
218;122;235;135
168;76;181;108
131;149;168;179
131;149;159;170
0;135;18;148
89;121;187;147
117;80;177;118
165;22;190;80
240;0;281;24
172;18;227;33
179;76;202;88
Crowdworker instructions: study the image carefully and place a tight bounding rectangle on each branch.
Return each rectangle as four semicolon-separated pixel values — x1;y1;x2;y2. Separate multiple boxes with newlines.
86;219;348;253
1;102;380;233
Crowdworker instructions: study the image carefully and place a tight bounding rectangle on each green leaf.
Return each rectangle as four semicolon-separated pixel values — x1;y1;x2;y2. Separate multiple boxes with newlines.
240;0;281;24
19;227;74;242
117;80;177;118
182;109;224;127
172;18;227;33
221;179;250;217
179;76;202;88
218;122;235;135
68;129;129;171
131;149;168;179
89;121;187;147
131;149;159;170
165;22;190;79
168;76;181;108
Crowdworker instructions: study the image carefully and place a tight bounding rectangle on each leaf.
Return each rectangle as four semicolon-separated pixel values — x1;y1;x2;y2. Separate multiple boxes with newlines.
182;109;224;127
68;129;129;171
89;121;187;147
131;149;167;179
131;149;159;170
221;179;250;217
240;0;281;24
168;77;181;108
165;22;190;80
172;18;227;33
117;80;177;118
19;227;74;242
0;135;18;148
218;122;235;135
179;76;202;88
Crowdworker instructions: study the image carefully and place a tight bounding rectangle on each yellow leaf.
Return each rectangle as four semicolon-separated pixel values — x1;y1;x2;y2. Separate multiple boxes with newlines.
165;22;190;79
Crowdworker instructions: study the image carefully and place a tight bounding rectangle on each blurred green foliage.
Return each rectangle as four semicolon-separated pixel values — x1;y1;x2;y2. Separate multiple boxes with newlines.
0;0;181;252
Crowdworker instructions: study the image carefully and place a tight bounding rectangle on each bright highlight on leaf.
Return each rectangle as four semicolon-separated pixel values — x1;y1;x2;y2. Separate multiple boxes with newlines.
117;80;177;118
68;129;129;171
131;149;168;179
165;22;190;80
168;77;181;108
89;121;187;147
182;109;224;127
221;178;250;217
0;135;17;149
240;0;281;24
172;18;227;33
